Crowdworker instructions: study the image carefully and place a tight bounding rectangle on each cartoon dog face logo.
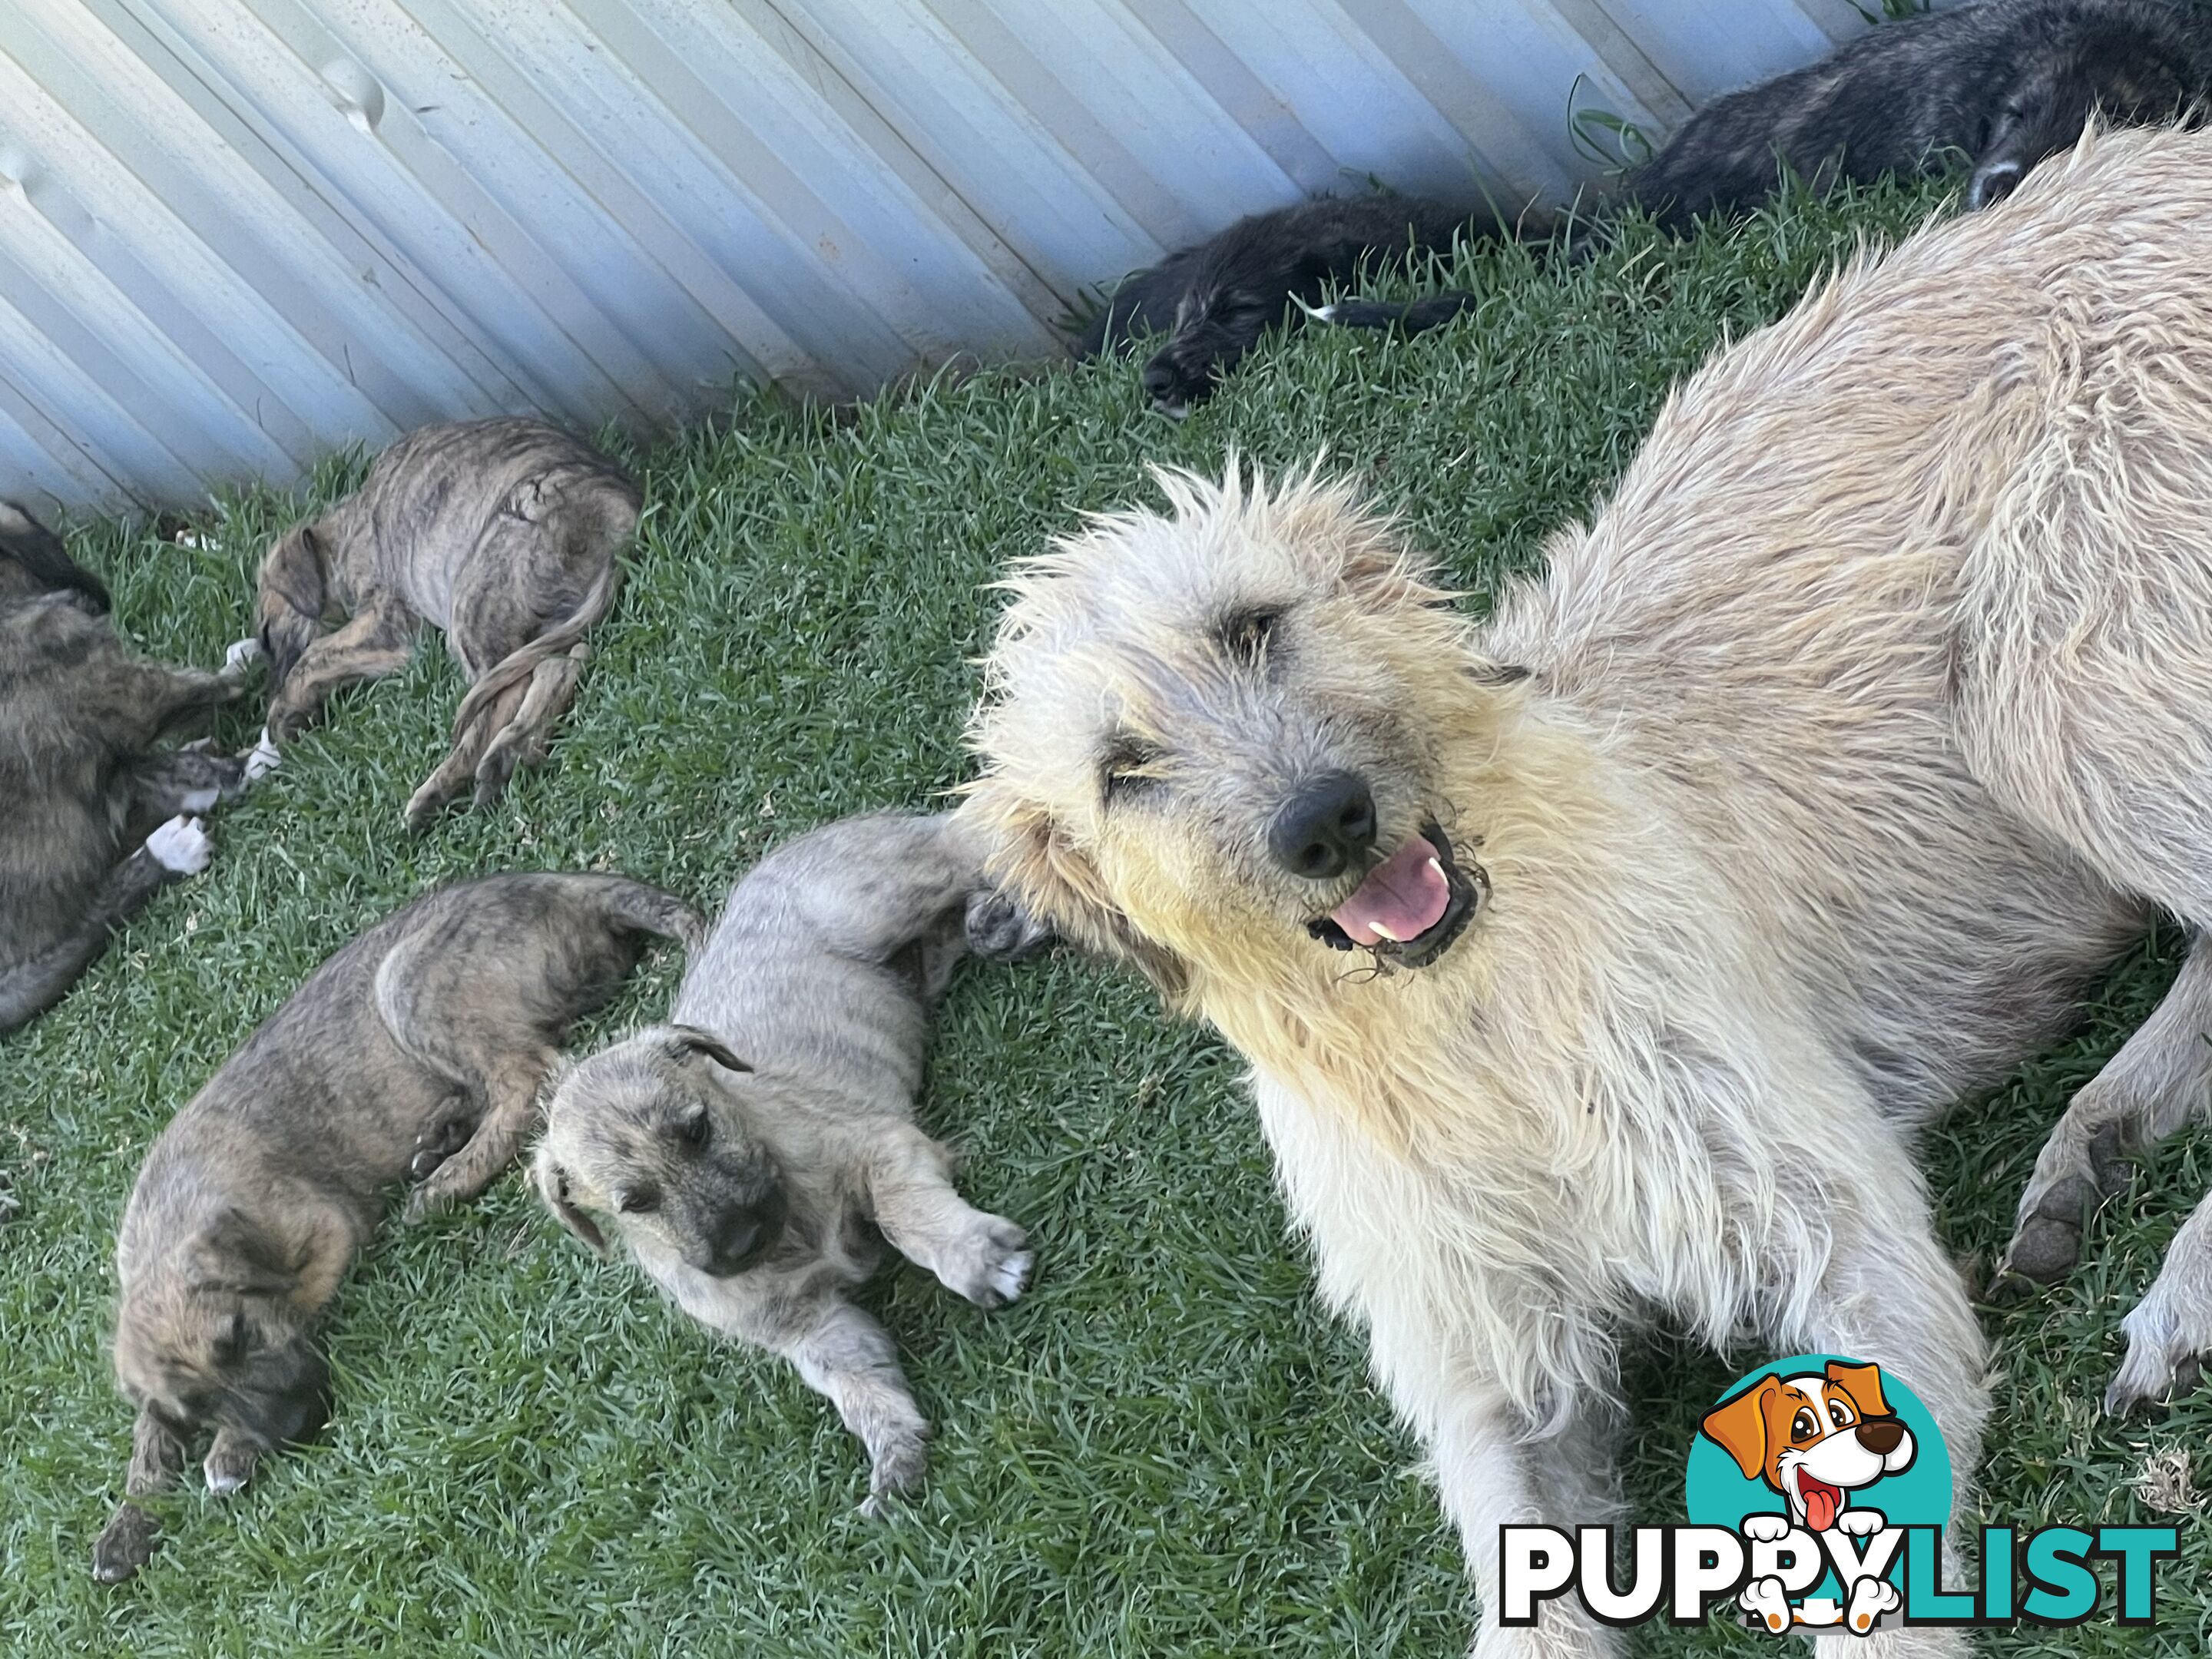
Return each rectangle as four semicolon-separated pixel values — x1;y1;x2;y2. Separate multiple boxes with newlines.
1699;1361;1916;1532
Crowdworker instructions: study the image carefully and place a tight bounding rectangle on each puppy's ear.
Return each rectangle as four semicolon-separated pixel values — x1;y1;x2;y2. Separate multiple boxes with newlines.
1699;1376;1780;1485
666;1025;751;1073
532;1154;608;1254
1825;1360;1892;1422
184;1209;301;1300
256;524;327;690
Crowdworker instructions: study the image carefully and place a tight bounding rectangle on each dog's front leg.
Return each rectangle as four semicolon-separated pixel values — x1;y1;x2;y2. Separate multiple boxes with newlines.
91;1406;187;1582
2107;1184;2212;1415
775;1293;932;1518
1790;1182;1989;1657
863;1123;1032;1310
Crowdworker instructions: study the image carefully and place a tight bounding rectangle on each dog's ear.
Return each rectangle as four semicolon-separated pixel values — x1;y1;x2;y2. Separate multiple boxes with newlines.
1699;1376;1780;1484
666;1025;751;1074
969;791;1192;1007
256;523;328;690
184;1209;301;1300
532;1154;608;1254
1824;1360;1892;1421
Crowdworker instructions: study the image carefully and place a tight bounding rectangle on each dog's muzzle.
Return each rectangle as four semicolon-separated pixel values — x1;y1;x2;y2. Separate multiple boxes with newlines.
1306;823;1486;969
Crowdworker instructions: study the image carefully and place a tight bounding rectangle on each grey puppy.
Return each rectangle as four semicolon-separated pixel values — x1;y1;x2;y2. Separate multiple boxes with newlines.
535;812;1038;1515
91;871;701;1584
251;417;639;826
1;502;245;1036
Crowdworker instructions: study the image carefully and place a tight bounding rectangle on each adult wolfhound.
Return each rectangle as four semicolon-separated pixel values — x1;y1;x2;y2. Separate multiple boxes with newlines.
964;125;2212;1655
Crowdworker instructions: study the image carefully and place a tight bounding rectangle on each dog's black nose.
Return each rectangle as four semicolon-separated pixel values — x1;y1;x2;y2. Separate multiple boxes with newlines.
1856;1418;1905;1455
1270;771;1378;880
1141;356;1184;404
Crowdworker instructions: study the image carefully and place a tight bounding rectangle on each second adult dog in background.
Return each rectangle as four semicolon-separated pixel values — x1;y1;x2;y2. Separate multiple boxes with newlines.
250;417;639;826
1628;0;2212;224
1;502;245;1036
535;811;1039;1516
1078;194;1534;416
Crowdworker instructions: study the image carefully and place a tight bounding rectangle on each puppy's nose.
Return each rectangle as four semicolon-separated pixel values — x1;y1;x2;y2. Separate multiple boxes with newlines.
1270;771;1379;880
1856;1418;1905;1455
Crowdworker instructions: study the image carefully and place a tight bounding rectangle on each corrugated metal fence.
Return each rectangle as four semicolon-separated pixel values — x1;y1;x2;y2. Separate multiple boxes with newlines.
0;0;1870;513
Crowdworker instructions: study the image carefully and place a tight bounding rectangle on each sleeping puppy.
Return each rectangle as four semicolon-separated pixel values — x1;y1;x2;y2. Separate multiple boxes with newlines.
249;417;639;826
1628;0;2212;225
91;871;701;1583
1;503;244;1036
1077;193;1535;416
535;811;1041;1515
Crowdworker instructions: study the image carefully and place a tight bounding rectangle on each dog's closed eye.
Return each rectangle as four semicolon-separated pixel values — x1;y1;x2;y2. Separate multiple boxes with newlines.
1215;605;1283;667
616;1186;661;1216
675;1102;711;1151
1101;734;1165;803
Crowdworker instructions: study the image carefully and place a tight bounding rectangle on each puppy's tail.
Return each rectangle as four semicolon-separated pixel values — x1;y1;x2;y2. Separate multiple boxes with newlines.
448;554;621;744
583;875;707;955
0;499;110;613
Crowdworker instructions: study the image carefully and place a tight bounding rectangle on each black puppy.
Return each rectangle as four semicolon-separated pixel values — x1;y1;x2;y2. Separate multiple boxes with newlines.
1077;193;1525;416
1628;0;2212;224
0;505;244;1035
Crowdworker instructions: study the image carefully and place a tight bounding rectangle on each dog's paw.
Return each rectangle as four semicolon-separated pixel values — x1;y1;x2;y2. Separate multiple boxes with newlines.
91;1503;161;1583
203;1437;258;1497
1846;1574;1902;1634
1740;1512;1793;1543
220;637;264;682
243;728;283;783
1738;1575;1793;1634
408;1114;478;1182
2104;1286;2210;1416
1833;1508;1886;1538
938;1215;1032;1310
146;816;213;876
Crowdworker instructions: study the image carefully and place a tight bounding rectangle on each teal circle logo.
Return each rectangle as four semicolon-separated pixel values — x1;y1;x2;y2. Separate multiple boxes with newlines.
1687;1354;1950;1532
1686;1355;1951;1631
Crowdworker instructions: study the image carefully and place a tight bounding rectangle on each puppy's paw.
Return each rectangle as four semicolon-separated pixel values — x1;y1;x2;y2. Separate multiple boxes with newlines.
1740;1512;1792;1543
1738;1575;1791;1634
938;1215;1031;1310
91;1503;161;1583
1834;1508;1886;1538
146;816;213;877
859;1435;929;1520
243;729;283;783
408;1114;478;1182
963;889;1054;962
1846;1574;1901;1633
203;1435;258;1497
220;637;264;682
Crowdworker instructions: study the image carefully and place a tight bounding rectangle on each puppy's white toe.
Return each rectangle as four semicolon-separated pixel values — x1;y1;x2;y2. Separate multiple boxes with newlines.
1741;1512;1791;1542
204;1468;247;1496
989;1250;1033;1305
1835;1507;1885;1537
220;636;264;680
147;815;214;875
243;728;282;782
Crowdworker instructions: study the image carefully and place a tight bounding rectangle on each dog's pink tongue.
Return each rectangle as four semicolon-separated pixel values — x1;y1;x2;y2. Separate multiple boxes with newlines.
1330;837;1450;946
1804;1479;1841;1533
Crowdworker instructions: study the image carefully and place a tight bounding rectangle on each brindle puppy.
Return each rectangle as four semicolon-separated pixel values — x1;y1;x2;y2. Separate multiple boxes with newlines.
91;872;701;1583
250;418;639;826
535;812;1040;1515
1;503;244;1036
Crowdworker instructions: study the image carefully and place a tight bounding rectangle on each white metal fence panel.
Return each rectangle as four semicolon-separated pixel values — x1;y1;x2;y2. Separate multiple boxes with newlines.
0;0;1865;513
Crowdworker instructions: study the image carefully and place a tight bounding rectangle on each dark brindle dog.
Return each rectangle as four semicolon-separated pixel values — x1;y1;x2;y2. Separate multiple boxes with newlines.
91;871;701;1583
1076;194;1532;416
1628;0;2212;224
250;418;639;826
1;502;244;1036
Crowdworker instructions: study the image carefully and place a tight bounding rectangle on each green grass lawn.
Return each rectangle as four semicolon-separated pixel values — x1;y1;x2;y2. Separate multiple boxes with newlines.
2;178;2204;1657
